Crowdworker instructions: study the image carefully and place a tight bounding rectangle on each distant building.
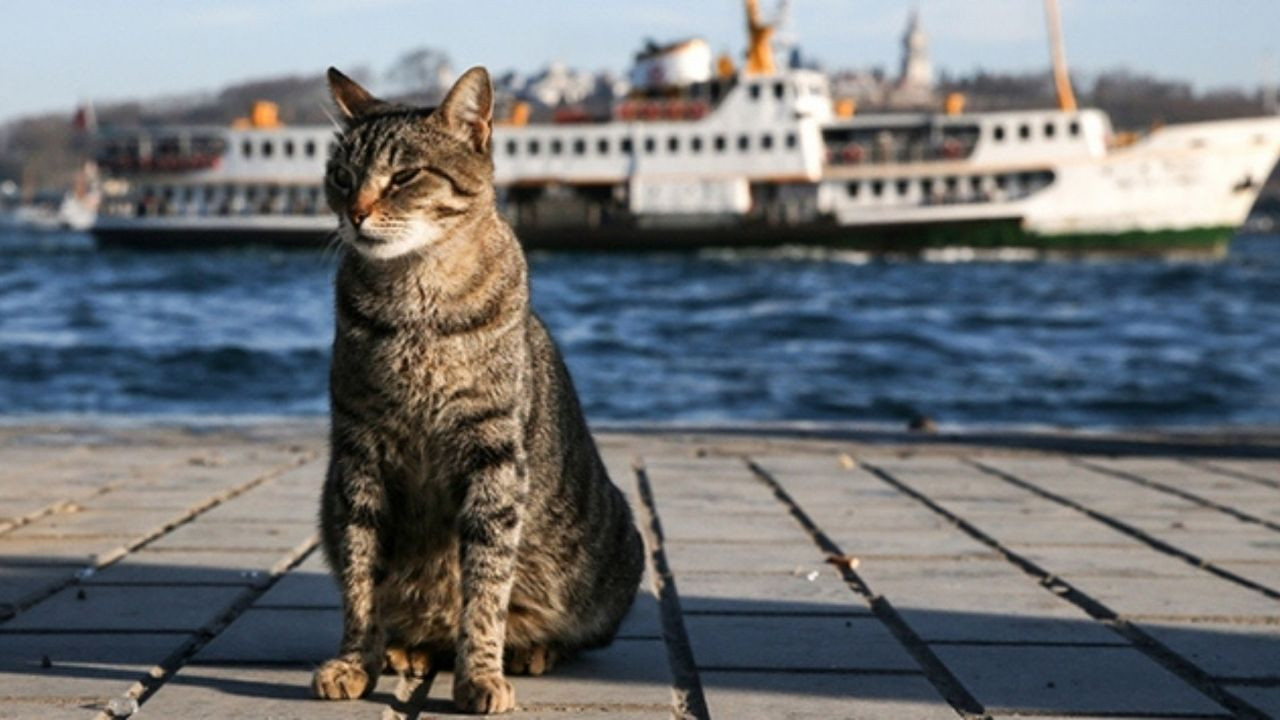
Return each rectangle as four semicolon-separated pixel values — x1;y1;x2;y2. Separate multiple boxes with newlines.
829;9;936;111
887;9;936;108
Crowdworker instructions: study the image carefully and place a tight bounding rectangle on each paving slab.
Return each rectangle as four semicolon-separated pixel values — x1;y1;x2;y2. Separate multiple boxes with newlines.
1064;575;1280;620
133;664;410;720
676;569;869;615
685;615;917;671
422;639;674;711
662;538;823;574
932;644;1223;715
143;518;314;552
255;569;341;607
8;423;1280;719
615;589;663;640
700;671;957;720
83;548;289;585
0;632;187;713
0;564;76;610
1221;685;1280;718
657;509;812;543
196;607;341;664
1014;544;1205;578
1137;620;1280;680
5;508;180;540
4;584;246;632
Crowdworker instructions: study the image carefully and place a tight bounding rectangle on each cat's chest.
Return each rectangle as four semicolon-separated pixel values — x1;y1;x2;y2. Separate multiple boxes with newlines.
360;332;468;407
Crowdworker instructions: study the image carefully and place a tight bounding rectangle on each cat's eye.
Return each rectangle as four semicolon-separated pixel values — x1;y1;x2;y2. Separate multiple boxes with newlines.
330;166;354;193
390;168;422;188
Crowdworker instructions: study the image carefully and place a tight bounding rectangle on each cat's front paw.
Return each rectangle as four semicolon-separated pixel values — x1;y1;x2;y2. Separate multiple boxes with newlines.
453;672;515;714
312;657;374;700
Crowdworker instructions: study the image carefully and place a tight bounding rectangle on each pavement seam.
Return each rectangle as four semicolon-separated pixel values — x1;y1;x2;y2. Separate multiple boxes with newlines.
0;453;317;624
971;460;1280;602
743;457;986;720
632;458;711;720
0;487;121;537
863;456;1267;720
1073;458;1280;533
1179;459;1280;490
91;534;320;720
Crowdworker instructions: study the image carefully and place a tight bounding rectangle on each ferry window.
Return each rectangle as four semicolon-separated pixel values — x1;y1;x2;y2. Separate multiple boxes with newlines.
262;141;274;158
773;82;785;99
528;139;540;155
785;132;797;149
246;186;257;202
284;140;295;158
644;137;656;154
550;139;563;155
749;84;761;101
203;186;216;201
305;140;317;157
597;138;610;154
668;136;680;152
995;175;1008;190
506;139;518;156
1044;122;1056;139
945;176;958;192
921;178;934;195
691;136;703;153
761;133;773;150
621;138;633;154
1068;120;1081;137
993;126;1005;142
846;181;859;198
871;180;884;197
1018;124;1031;140
242;140;252;158
573;138;586;155
737;134;750;151
970;176;983;192
896;179;909;196
714;135;727;152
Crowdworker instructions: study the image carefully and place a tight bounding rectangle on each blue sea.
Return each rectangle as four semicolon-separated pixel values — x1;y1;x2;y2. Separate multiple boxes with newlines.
1;229;1278;429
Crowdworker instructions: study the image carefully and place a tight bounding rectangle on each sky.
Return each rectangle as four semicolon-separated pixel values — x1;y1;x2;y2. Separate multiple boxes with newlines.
3;0;1279;122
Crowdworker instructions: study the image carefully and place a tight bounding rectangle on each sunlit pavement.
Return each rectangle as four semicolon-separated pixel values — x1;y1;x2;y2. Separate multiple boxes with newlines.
0;421;1278;719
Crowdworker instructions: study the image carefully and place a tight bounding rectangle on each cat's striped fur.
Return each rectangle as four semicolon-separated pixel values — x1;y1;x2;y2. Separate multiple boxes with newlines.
312;67;644;714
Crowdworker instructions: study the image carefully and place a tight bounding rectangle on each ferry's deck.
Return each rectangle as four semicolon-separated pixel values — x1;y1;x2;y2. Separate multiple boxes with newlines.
1;421;1277;718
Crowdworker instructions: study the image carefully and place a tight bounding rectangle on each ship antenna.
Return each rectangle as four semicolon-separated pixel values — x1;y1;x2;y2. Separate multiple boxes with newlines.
1044;0;1077;111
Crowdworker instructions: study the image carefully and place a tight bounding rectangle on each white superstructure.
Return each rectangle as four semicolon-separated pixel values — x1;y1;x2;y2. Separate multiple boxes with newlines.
88;0;1280;252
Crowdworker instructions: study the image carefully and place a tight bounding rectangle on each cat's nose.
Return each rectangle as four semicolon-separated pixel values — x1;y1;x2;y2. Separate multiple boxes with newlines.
349;207;370;227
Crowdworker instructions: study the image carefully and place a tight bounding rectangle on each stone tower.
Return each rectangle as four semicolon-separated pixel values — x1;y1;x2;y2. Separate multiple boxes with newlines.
892;8;934;107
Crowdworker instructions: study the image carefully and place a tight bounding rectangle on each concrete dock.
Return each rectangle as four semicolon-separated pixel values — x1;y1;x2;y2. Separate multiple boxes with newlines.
0;421;1277;719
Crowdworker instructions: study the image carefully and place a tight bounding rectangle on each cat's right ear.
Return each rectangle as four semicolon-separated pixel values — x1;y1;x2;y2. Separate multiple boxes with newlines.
327;67;383;120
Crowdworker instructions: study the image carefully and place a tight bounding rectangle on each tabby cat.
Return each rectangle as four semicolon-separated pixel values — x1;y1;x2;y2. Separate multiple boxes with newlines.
312;66;644;714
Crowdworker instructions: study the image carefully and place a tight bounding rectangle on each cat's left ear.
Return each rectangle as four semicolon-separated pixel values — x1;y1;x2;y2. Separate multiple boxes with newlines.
327;67;384;120
438;66;493;153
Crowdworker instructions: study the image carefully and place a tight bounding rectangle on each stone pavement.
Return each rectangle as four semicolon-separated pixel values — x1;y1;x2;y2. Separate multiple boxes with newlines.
0;421;1278;719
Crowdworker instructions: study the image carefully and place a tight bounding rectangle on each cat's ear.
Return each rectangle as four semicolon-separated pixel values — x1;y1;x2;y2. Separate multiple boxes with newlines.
327;67;384;120
438;66;493;153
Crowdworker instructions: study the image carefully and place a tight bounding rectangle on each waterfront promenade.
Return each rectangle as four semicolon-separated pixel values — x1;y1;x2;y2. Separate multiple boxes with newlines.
0;421;1277;719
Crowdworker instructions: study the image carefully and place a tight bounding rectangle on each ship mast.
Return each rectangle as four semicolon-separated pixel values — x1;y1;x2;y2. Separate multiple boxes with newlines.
1044;0;1077;111
744;0;777;75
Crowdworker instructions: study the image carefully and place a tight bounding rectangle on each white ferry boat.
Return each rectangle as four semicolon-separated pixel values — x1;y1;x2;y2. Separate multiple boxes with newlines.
90;1;1280;254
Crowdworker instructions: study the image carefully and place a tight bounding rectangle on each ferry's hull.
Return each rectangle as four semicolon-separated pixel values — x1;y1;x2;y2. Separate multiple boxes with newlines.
90;216;1232;256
